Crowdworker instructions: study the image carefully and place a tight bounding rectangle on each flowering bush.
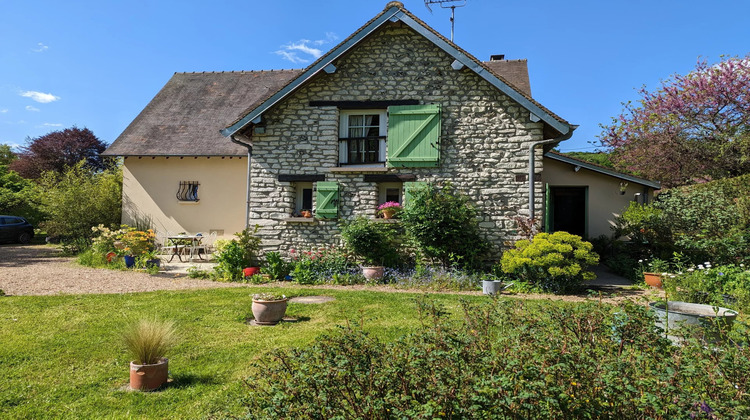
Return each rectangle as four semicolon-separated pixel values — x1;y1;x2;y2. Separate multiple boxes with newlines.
669;262;750;312
501;231;600;294
119;228;156;256
90;224;128;256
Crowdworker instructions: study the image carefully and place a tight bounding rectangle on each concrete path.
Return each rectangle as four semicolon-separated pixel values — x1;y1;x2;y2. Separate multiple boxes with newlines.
586;264;634;290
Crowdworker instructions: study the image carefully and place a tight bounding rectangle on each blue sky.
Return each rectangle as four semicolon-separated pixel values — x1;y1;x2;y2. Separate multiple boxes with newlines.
1;0;748;152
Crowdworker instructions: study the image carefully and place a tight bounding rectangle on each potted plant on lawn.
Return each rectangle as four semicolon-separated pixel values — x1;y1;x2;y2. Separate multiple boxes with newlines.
341;217;399;280
251;292;289;325
377;201;401;219
123;318;176;391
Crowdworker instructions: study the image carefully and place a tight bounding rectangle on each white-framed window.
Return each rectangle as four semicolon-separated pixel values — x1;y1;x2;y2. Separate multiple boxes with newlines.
339;109;387;165
295;182;314;213
378;182;402;205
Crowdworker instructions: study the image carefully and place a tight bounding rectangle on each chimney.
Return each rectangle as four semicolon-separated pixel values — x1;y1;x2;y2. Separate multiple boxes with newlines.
490;54;505;61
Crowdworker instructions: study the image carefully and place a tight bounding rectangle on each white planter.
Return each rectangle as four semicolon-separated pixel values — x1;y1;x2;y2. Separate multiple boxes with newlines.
649;301;738;344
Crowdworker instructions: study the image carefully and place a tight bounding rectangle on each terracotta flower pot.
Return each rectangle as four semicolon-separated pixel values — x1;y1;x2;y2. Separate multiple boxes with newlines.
251;299;288;325
643;272;663;289
362;266;384;280
129;358;169;391
381;209;397;219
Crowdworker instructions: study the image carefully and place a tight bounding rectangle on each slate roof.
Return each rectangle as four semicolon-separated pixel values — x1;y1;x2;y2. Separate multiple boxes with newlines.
103;70;300;156
105;2;567;157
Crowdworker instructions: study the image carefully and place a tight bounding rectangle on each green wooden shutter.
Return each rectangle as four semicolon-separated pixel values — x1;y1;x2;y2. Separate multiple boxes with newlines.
315;181;339;219
387;105;441;168
403;181;428;208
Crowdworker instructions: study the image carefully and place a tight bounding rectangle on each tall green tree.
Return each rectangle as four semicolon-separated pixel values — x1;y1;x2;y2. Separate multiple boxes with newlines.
0;144;16;166
600;55;750;187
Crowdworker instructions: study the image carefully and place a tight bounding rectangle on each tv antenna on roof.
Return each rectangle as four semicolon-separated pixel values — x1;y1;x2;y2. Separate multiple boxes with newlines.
424;0;467;42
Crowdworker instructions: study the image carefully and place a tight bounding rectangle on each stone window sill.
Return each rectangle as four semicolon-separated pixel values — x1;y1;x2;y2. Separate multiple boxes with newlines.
327;166;388;173
283;217;316;223
177;201;200;205
370;218;400;223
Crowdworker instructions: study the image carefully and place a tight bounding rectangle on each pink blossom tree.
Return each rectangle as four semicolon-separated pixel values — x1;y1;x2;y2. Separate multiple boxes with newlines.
599;56;750;187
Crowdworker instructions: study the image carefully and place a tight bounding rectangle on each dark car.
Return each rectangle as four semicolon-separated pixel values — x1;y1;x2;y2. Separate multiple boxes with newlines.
0;215;34;244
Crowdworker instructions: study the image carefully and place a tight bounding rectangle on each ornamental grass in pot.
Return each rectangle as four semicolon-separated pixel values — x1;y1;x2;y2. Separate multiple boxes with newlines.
123;318;176;391
251;292;288;325
341;217;400;280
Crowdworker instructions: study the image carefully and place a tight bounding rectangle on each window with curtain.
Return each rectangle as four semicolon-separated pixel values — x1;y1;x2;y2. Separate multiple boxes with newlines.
339;110;387;165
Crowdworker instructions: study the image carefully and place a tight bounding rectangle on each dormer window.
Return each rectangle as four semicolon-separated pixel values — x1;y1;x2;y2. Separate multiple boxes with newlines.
338;109;387;165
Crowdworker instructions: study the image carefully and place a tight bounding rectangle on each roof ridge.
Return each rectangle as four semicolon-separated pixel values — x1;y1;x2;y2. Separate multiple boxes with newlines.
174;69;303;75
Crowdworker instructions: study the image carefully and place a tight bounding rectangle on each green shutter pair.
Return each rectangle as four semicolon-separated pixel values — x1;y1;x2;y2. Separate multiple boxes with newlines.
315;181;428;218
387;104;441;167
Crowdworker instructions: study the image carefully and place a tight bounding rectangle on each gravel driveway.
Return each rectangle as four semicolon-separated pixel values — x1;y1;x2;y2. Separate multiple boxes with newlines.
0;245;243;296
0;245;652;305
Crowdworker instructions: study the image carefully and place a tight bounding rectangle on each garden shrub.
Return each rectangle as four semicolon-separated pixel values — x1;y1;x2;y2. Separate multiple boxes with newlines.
340;217;401;266
213;226;262;281
614;175;750;266
260;252;292;281
288;246;361;285
501;231;600;293
244;297;750;419
399;182;490;269
37;161;122;248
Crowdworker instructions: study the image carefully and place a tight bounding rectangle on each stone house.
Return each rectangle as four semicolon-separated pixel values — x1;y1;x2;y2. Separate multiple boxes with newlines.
103;2;659;253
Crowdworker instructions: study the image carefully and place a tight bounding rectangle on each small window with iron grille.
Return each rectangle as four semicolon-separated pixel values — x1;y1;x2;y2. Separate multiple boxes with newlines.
177;181;200;202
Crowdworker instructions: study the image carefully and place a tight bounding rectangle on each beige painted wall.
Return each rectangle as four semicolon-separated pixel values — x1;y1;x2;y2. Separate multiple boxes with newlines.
122;157;247;239
543;159;655;238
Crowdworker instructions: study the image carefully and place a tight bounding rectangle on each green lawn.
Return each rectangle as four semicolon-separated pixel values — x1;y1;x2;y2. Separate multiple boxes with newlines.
0;286;490;419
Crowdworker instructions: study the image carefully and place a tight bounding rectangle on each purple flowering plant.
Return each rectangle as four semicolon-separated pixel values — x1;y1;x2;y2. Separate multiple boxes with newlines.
377;201;401;216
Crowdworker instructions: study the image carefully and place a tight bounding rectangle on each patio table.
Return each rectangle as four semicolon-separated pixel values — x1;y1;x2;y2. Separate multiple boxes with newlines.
166;235;203;262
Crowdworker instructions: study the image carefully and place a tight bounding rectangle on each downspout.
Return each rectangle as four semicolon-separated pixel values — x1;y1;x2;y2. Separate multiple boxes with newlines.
230;134;253;230
528;126;576;222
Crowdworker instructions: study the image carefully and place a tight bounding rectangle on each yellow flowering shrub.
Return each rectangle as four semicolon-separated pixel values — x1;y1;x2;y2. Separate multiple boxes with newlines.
501;231;599;293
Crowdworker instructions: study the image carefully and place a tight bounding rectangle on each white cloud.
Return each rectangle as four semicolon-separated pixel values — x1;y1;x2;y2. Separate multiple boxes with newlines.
0;109;7;113
32;42;49;53
42;123;62;127
20;90;60;103
274;32;338;64
26;105;40;112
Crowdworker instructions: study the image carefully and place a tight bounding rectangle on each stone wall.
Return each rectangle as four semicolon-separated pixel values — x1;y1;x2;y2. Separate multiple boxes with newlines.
246;22;545;256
